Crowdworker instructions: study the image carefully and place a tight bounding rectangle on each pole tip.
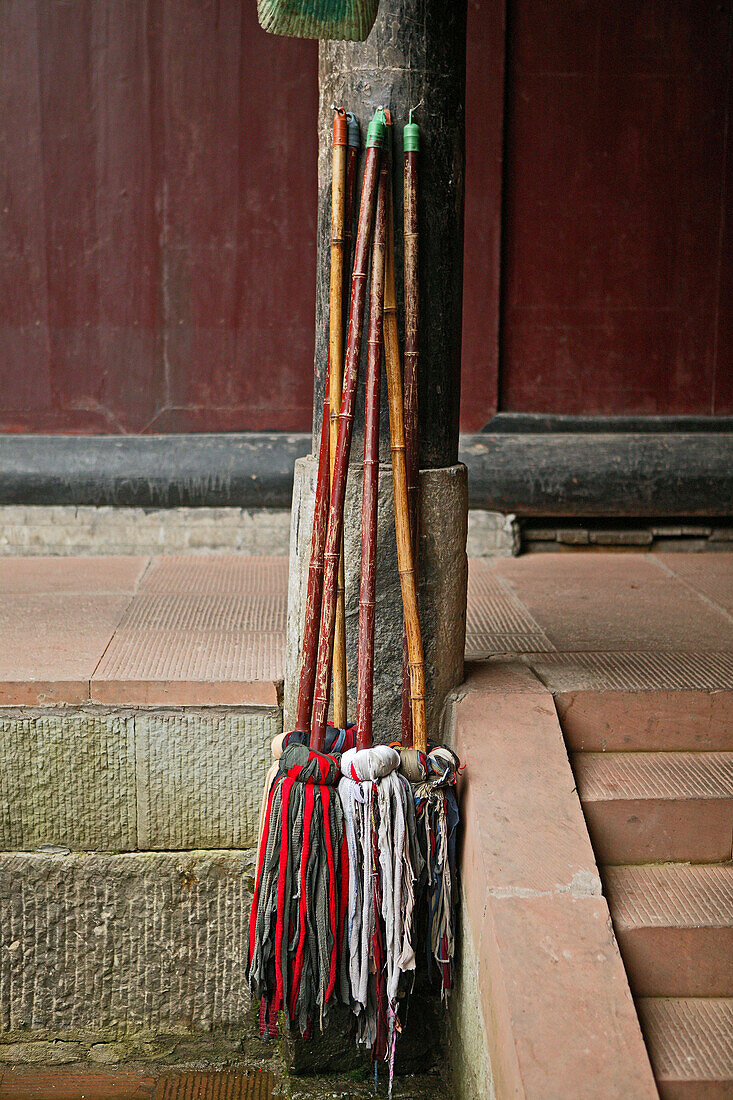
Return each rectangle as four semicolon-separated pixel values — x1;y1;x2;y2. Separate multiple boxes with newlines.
404;108;420;153
346;112;361;148
332;107;348;147
366;106;387;149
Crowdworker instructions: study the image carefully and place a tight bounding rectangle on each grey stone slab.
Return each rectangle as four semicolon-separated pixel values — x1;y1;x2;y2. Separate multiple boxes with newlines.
0;711;137;851
136;708;280;849
0;849;254;1039
0;706;281;852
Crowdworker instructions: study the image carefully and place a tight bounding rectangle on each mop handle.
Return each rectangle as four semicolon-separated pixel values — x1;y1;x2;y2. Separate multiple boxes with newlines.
294;361;330;735
401;110;420;746
356;153;388;752
329;108;349;731
383;145;428;754
312;109;386;753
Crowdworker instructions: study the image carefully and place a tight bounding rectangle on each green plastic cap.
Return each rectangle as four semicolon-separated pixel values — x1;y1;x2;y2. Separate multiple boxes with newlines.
403;107;419;153
366;107;386;149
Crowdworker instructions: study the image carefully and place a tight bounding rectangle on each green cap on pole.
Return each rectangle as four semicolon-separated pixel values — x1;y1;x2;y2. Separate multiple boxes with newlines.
366;107;386;149
403;107;419;153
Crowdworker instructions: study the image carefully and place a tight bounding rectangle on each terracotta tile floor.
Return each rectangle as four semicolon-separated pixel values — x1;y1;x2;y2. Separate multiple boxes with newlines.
0;551;731;707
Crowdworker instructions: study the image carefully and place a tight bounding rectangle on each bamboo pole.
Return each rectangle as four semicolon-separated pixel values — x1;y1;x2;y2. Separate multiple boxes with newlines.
311;108;386;753
329;108;349;730
383;137;428;754
401;110;420;746
294;364;330;735
356;153;387;753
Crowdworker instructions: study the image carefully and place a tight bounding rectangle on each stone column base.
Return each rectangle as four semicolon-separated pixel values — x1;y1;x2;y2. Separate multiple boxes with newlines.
285;457;468;744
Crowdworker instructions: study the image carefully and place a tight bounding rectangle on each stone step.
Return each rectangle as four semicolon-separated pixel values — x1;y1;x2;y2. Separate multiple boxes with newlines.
0;705;279;852
636;997;733;1100
574;752;733;864
604;864;733;997
556;688;733;752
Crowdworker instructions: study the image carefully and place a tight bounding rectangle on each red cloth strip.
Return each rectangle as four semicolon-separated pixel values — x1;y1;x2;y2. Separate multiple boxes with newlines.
289;782;315;1017
273;776;294;1012
321;785;339;1001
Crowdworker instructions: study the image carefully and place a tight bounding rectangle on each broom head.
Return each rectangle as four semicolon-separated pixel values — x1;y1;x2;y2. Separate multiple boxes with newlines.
257;0;379;40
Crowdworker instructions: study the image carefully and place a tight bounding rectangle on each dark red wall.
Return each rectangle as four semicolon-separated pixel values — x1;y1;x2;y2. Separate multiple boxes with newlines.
1;0;731;434
498;0;733;418
1;0;318;433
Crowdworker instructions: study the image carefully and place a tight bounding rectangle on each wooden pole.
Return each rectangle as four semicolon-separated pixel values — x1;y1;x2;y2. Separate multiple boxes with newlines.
294;364;331;734
312;109;386;752
356;154;387;753
329;108;349;730
383;146;428;754
401;112;420;745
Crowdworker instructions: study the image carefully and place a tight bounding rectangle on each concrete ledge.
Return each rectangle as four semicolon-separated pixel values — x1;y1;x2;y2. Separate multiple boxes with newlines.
0;706;280;851
451;661;657;1098
0;850;255;1042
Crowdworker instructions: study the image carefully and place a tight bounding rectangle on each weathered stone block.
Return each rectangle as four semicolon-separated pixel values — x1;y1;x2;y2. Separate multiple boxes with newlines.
0;706;281;852
0;711;137;851
136;708;280;849
0;850;254;1039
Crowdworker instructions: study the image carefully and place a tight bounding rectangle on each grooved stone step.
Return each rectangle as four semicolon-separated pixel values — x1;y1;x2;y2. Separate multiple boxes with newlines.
574;752;733;863
556;690;733;752
0;850;254;1042
0;707;280;851
604;864;733;996
637;997;733;1100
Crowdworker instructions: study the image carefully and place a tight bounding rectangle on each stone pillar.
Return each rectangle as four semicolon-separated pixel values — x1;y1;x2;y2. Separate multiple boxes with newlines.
285;0;468;743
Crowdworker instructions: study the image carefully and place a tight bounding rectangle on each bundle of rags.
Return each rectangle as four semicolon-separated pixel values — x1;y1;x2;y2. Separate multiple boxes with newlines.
336;126;422;1078
382;112;461;1000
245;107;364;1040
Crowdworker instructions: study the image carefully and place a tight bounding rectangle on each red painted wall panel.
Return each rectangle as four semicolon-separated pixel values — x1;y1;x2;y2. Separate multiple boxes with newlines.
0;0;317;433
499;0;732;416
0;1;730;432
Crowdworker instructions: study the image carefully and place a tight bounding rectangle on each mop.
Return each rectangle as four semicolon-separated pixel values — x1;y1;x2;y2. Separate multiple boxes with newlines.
337;138;422;1085
382;113;461;1001
245;109;380;1041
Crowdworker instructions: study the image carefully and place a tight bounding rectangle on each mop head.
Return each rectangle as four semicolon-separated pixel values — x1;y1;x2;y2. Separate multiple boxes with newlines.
271;722;355;759
247;741;345;1038
257;0;379;41
396;745;460;998
338;746;424;1065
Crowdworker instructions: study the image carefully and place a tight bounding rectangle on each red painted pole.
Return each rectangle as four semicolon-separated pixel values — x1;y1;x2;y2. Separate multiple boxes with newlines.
311;108;386;753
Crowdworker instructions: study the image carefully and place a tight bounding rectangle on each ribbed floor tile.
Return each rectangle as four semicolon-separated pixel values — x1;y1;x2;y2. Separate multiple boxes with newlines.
465;632;555;657
637;997;733;1099
606;864;733;927
139;555;288;595
118;594;286;633
576;753;733;801
154;1070;279;1099
604;864;733;996
94;629;285;683
0;1069;156;1098
574;752;733;862
528;650;733;692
